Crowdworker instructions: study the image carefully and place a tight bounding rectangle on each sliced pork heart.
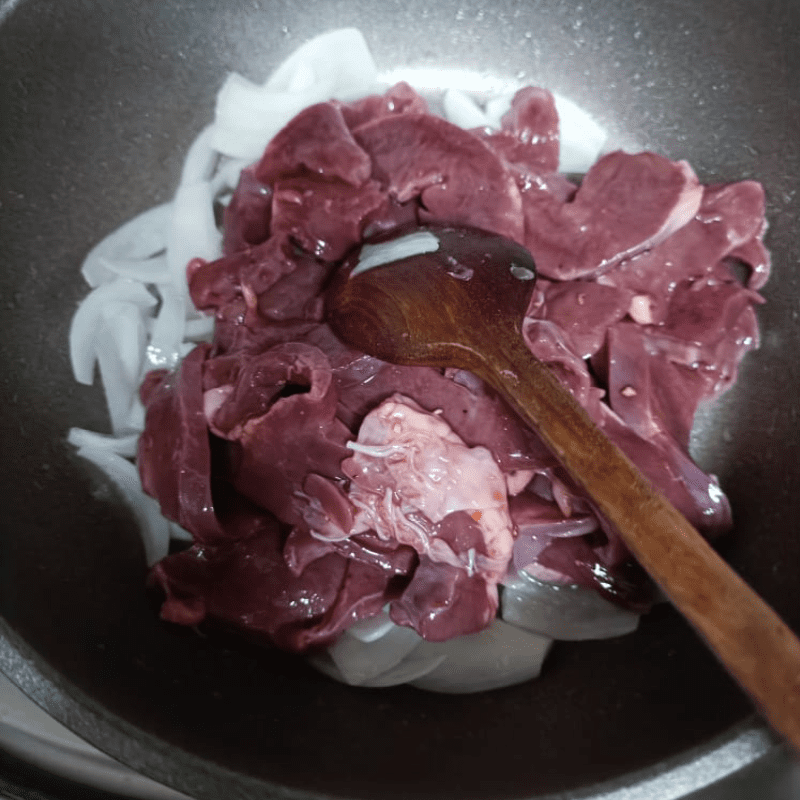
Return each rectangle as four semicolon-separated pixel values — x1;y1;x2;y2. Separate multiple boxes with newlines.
524;150;703;280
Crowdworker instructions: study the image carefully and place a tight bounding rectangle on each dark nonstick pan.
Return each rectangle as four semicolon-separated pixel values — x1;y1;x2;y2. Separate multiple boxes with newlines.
1;1;798;798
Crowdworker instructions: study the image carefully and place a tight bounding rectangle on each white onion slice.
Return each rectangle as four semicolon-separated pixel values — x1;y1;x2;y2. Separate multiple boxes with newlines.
124;394;146;434
168;522;193;542
409;619;552;694
359;648;446;687
264;28;379;100
484;92;515;128
96;316;141;435
211;29;378;162
104;301;147;390
345;609;396;643
352;231;440;276
179;125;218;187
74;446;170;565
166;182;222;289
326;622;422;685
67;428;140;458
501;571;640;640
81;204;172;288
209;157;251;197
210;123;270;162
93;253;170;284
443;89;490;130
146;286;186;371
69;280;156;386
212;80;315;160
184;314;216;342
552;93;607;174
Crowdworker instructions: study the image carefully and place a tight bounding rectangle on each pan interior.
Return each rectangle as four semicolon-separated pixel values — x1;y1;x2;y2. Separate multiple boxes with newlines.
0;1;798;799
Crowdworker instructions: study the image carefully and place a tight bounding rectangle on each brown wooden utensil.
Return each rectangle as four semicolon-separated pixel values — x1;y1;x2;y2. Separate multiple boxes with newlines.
326;222;800;753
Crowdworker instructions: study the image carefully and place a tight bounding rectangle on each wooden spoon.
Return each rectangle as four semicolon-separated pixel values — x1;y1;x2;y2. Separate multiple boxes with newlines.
326;222;800;752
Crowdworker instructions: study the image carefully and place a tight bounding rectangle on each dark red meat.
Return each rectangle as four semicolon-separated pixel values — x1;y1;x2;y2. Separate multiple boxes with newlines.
139;84;768;652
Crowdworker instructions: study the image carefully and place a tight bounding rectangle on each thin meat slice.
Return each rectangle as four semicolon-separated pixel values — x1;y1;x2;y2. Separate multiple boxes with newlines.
390;550;496;641
270;175;387;262
479;87;560;174
597;181;769;323
353;113;525;243
222;166;272;255
523;150;703;280
151;526;401;652
528;278;634;359
255;102;372;187
284;524;418;579
138;344;226;545
595;401;732;538
205;343;352;526
338;81;429;130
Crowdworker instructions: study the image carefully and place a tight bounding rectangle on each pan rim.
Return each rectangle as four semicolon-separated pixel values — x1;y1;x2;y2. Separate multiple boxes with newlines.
0;621;778;800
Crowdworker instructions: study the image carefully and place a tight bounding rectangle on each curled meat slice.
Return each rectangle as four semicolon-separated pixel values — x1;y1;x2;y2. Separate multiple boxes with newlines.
597;181;769;323
205;342;351;526
222;166;272;255
338;81;429;130
254;102;371;186
138;344;226;545
353;113;525;243
151;524;400;653
479;87;560;174
270;175;386;262
524;150;703;280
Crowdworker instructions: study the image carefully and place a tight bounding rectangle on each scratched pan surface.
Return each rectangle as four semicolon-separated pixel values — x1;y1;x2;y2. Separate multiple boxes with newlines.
0;1;798;798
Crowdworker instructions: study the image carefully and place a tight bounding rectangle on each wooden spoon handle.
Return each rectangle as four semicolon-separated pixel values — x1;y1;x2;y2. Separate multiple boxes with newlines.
478;334;800;752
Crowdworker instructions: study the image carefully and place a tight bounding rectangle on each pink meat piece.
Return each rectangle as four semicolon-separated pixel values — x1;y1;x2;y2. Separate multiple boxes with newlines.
599;278;761;448
298;323;557;473
353;113;525;243
270;175;387;262
283;524;417;579
595;401;732;537
660;277;762;397
189;236;304;312
141;82;769;643
523;150;703;280
337;81;429;130
521;317;605;411
531;279;634;359
254;102;371;187
596;181;769;323
138;344;226;544
508;491;600;581
535;533;655;613
189;235;335;329
339;396;516;638
255;258;330;323
222;166;272;255
390;550;497;641
479;87;560;174
151;530;398;652
204;343;352;527
728;234;771;291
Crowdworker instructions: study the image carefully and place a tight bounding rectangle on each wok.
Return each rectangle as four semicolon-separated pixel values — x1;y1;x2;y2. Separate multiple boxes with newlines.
1;0;798;798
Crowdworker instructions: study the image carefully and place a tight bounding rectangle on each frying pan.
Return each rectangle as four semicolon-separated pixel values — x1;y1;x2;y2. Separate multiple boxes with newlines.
1;0;798;798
